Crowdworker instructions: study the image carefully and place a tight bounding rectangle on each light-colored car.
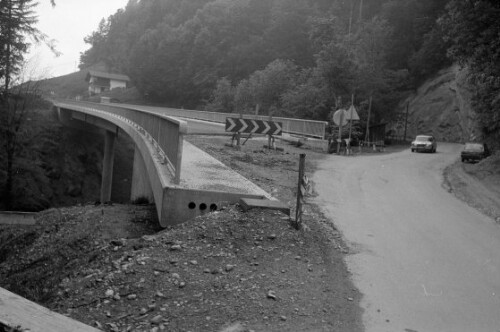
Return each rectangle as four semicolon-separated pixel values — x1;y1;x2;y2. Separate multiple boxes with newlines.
411;135;437;153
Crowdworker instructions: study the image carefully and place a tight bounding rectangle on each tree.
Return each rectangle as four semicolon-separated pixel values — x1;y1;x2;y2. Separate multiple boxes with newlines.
79;18;111;69
0;0;55;209
0;70;48;209
381;0;448;73
0;0;39;93
281;69;328;120
204;77;235;113
439;0;500;144
409;26;451;83
234;59;299;116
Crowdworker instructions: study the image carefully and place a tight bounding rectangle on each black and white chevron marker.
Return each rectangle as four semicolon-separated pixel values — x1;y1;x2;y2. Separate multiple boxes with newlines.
225;117;282;136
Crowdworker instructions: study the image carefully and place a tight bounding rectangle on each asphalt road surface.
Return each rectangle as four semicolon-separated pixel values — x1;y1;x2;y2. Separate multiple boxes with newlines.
312;143;500;332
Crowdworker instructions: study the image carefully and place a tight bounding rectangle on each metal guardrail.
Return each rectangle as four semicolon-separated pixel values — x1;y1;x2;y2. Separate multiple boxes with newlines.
54;101;187;183
118;105;328;139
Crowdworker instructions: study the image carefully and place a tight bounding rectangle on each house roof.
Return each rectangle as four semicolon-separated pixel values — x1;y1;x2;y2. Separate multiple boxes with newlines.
86;70;130;82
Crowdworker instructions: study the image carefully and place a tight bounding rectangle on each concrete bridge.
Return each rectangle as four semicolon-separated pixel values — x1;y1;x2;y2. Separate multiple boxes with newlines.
52;100;273;227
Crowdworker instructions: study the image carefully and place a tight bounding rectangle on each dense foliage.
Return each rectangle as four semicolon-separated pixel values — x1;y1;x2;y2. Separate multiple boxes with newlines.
439;0;500;145
0;0;46;209
79;0;454;126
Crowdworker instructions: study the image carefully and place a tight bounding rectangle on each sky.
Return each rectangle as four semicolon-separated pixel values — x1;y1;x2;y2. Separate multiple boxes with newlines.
26;0;129;79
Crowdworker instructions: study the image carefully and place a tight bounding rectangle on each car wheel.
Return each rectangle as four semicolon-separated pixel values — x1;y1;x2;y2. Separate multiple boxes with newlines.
462;158;465;162
411;149;414;152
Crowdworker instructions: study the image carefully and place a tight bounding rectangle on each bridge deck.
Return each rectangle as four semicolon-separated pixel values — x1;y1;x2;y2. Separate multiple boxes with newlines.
178;141;273;198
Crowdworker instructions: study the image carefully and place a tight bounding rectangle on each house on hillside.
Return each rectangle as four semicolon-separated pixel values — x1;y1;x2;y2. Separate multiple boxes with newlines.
85;70;130;95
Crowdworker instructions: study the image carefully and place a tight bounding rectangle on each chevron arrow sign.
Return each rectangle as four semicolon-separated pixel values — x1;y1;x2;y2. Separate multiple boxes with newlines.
225;117;283;136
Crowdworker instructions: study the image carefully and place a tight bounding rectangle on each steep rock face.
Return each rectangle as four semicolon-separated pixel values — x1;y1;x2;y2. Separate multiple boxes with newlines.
395;66;481;143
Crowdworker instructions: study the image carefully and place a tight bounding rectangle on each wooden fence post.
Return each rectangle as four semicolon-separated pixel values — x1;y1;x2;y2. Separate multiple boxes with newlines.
294;154;307;230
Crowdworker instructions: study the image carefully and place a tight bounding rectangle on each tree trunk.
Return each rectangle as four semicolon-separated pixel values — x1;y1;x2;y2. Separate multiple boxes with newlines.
5;142;14;210
5;0;13;93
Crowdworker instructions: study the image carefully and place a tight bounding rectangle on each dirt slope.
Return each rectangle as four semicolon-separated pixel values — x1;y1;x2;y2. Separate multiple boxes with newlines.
0;136;363;332
392;65;482;143
444;151;500;222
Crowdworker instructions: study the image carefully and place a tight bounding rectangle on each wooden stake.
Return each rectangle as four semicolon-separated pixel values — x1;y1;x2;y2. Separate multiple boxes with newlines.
295;153;306;230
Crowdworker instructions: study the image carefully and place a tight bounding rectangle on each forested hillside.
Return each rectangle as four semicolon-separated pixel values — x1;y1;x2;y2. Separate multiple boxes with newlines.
79;0;498;144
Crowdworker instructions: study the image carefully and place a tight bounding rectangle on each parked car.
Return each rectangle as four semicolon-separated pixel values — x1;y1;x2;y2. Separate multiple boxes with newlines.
411;135;437;153
461;142;490;162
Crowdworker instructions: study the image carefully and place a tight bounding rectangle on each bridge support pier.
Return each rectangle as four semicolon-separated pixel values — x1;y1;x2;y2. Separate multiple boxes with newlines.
131;145;154;203
101;131;116;203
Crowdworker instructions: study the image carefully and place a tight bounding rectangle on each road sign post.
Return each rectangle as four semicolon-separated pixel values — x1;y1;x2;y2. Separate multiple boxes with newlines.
226;117;282;149
346;103;360;155
333;109;348;154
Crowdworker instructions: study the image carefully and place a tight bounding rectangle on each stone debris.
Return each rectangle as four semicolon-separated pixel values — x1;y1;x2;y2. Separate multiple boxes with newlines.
105;289;114;298
153;265;169;273
150;315;163;325
219;322;246;332
110;239;124;247
170;244;182;251
267;290;277;300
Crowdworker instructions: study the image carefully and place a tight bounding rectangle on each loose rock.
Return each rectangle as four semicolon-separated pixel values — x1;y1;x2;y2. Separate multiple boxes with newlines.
151;315;163;325
267;290;277;300
170;244;182;251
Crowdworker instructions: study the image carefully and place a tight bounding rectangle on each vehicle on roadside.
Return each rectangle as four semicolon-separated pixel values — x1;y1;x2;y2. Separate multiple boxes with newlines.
411;135;437;153
461;142;490;163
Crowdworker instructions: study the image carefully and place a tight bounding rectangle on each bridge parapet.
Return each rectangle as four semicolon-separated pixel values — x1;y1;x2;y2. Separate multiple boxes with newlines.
54;101;186;183
113;103;328;139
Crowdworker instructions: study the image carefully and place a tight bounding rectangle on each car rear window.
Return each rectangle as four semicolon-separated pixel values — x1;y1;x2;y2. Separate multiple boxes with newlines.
464;143;484;151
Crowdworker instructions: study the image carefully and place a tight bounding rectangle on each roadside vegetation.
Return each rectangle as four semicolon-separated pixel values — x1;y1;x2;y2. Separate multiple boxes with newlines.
75;0;499;149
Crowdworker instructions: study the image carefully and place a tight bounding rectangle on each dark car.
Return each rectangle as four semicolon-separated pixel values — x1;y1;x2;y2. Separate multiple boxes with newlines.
411;135;437;153
461;143;490;162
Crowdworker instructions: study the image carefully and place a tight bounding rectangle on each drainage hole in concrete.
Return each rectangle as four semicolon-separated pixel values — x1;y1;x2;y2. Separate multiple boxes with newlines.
210;204;217;211
199;203;207;211
188;202;196;209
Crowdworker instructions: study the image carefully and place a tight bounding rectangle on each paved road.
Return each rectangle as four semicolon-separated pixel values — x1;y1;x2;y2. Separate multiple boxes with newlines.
312;143;500;332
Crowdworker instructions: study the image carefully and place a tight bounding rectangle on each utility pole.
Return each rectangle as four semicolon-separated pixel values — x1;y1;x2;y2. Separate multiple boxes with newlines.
364;94;372;143
403;101;409;142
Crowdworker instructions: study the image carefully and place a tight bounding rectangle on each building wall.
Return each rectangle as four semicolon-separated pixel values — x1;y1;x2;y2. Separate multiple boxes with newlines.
110;79;127;90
